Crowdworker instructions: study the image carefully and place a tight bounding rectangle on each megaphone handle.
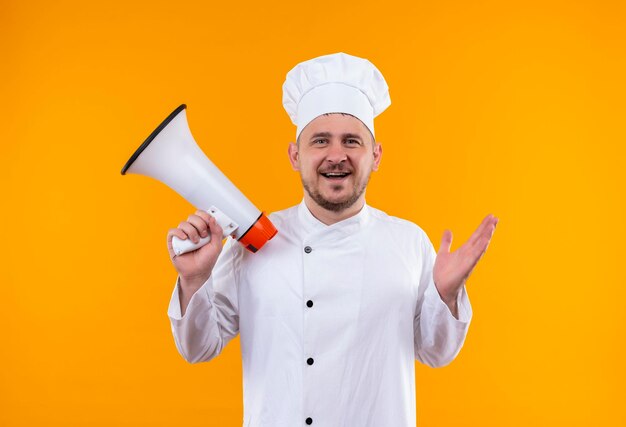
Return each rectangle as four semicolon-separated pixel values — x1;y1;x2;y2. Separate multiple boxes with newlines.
172;234;212;256
171;206;239;256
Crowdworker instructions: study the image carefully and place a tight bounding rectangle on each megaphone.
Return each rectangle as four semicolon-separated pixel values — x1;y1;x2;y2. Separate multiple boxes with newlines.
121;104;277;254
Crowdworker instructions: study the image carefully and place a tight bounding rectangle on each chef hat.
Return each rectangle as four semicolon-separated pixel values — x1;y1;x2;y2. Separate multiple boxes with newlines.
282;52;391;140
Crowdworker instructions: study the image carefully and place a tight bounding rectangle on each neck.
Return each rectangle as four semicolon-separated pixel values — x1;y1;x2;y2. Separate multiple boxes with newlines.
303;195;366;225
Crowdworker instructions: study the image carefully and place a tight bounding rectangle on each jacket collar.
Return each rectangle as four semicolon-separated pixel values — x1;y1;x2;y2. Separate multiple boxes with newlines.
297;198;371;239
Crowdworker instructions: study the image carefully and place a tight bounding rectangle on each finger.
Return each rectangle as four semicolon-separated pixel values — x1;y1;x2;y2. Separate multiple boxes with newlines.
207;216;223;245
187;214;210;238
167;228;188;253
471;235;493;262
439;229;453;254
470;215;499;248
468;214;493;247
478;222;497;248
463;225;497;278
194;209;213;227
178;221;202;243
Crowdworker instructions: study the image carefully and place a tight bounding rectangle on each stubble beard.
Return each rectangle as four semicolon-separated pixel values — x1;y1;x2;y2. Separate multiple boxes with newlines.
301;173;370;213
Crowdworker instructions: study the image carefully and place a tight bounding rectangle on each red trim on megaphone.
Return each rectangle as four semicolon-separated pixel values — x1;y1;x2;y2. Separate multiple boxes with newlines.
238;213;278;253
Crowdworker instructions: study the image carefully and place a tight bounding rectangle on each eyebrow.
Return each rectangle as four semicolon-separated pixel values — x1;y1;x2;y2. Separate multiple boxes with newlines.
309;132;363;141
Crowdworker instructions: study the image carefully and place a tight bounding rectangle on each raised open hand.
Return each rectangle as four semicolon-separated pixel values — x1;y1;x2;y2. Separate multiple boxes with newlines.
433;214;499;313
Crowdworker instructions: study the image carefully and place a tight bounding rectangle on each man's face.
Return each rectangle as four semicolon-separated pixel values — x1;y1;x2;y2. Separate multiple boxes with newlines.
288;113;382;212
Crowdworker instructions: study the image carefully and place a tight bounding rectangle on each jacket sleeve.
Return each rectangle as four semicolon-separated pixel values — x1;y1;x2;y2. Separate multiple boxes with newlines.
414;232;473;367
167;237;242;364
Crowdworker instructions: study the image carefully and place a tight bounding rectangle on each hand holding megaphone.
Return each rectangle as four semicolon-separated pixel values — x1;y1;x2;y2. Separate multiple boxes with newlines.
166;210;224;287
169;206;238;256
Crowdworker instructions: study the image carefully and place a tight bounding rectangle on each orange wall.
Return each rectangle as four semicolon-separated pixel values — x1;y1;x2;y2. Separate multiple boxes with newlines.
2;0;625;425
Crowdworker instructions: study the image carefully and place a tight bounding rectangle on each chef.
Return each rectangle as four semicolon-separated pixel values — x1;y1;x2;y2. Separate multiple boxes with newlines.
166;52;498;427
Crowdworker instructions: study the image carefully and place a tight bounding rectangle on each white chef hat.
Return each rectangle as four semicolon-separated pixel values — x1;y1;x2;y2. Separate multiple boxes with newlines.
282;52;391;140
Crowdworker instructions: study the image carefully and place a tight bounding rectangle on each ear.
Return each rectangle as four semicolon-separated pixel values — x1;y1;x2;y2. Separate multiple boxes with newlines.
288;142;300;171
372;142;383;171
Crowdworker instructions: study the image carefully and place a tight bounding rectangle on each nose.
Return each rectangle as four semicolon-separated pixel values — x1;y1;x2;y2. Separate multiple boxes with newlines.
325;141;347;164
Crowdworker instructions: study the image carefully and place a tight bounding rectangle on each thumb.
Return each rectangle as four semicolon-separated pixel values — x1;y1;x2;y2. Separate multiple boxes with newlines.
207;216;224;248
439;230;453;254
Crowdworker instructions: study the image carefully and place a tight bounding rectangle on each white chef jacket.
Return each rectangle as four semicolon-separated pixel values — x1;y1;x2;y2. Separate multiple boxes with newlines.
168;200;472;427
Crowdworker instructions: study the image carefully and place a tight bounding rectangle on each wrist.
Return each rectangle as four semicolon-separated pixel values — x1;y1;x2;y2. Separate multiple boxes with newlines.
434;281;462;318
180;274;210;291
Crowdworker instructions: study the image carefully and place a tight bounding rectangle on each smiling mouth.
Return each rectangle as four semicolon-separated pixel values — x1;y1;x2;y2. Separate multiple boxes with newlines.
320;172;351;180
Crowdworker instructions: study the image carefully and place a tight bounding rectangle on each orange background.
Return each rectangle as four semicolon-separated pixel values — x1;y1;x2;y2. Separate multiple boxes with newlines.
2;0;625;425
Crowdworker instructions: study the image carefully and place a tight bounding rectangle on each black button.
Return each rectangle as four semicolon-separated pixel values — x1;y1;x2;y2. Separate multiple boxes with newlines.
306;418;313;425
306;300;313;308
304;246;312;253
307;357;314;365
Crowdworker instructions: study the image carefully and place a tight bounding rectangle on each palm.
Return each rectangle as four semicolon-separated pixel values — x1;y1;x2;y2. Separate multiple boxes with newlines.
433;214;498;303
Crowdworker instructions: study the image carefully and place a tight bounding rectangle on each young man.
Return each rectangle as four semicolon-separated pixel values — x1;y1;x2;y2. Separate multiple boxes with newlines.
167;52;498;426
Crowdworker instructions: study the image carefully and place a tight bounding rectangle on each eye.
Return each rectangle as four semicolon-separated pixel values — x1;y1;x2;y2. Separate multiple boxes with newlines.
313;139;327;145
345;139;361;145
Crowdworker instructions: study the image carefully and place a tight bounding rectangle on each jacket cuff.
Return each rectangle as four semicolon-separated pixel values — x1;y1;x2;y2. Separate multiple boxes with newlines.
426;279;472;324
167;275;213;321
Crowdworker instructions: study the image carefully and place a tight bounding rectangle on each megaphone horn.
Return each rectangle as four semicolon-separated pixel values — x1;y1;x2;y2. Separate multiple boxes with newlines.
121;104;277;254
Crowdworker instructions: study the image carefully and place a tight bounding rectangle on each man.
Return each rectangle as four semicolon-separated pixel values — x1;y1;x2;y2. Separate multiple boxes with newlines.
166;52;498;426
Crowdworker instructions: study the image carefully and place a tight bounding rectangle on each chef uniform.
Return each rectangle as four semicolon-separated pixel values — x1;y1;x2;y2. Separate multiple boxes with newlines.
168;53;473;427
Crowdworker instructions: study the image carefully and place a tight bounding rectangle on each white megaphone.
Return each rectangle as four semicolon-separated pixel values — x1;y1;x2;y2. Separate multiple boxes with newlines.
121;104;277;254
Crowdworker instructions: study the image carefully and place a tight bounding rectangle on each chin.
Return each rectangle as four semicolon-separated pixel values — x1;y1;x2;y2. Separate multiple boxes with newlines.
302;178;366;213
320;189;352;203
316;193;361;212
